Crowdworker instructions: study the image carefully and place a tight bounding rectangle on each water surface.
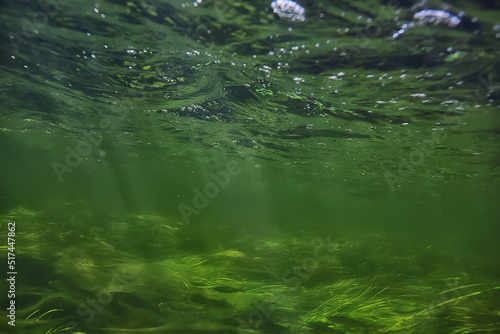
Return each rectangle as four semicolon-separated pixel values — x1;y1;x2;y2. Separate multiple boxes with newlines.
1;0;499;333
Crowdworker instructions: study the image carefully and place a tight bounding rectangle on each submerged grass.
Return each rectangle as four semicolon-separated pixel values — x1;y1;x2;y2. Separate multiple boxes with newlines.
1;205;499;333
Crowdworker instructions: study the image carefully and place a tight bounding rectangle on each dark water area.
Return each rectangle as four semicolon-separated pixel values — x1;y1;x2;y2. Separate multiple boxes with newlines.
1;0;500;333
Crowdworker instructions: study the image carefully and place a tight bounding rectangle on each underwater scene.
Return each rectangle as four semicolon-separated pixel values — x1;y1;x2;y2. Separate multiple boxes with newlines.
1;0;500;333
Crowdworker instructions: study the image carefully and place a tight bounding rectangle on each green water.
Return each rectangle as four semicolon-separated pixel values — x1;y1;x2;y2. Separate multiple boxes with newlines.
1;0;500;333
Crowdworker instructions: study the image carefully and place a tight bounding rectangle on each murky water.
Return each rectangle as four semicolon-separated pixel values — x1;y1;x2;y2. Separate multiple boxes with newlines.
1;0;500;333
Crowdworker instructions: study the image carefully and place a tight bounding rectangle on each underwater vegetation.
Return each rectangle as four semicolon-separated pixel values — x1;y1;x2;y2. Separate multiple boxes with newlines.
1;0;499;333
1;205;499;334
